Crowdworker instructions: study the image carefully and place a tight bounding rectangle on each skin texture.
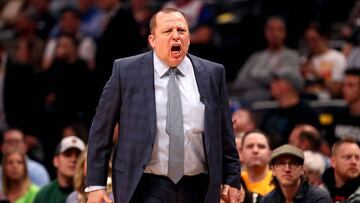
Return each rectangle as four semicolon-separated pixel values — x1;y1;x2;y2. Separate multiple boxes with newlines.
331;143;360;187
148;11;190;67
241;132;271;170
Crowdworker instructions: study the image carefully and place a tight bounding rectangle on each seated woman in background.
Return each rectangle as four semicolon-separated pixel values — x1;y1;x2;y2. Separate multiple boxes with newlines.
66;147;113;203
2;149;39;203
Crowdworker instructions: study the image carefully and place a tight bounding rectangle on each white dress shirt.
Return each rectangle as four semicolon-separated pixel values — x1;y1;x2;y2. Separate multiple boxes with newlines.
85;53;206;192
144;53;206;176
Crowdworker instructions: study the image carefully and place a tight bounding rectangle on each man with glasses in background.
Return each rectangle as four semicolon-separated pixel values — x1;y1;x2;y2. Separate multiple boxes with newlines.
260;144;330;203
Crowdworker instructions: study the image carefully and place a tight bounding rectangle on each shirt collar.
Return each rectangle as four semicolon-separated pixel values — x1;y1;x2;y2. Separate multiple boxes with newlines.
153;52;189;78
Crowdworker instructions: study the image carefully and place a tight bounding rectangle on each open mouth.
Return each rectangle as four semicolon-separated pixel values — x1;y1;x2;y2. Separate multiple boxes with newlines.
171;44;181;53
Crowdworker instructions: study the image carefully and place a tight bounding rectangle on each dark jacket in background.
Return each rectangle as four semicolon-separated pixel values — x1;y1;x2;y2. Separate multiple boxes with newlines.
260;181;331;203
322;167;360;203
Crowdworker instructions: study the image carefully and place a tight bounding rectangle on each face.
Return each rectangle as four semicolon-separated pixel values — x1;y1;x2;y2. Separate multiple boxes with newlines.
265;19;286;48
95;0;115;11
270;79;292;99
343;75;360;104
55;36;77;61
148;11;190;67
60;11;80;35
241;132;271;169
2;130;26;154
272;155;303;187
5;152;26;181
304;166;322;186
332;143;360;181
232;109;254;134
54;148;81;178
305;29;326;54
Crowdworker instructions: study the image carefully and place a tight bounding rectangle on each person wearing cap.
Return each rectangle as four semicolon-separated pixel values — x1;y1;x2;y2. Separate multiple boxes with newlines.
33;136;85;203
231;16;299;104
260;69;320;148
261;144;331;203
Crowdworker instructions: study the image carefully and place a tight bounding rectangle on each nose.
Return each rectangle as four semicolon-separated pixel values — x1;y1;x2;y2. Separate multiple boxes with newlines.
284;163;292;171
172;30;180;40
253;146;259;153
69;153;78;161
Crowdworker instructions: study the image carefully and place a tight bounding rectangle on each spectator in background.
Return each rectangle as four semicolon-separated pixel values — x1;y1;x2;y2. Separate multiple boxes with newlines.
1;149;39;203
0;43;36;136
301;22;347;98
0;0;26;27
43;7;96;70
37;34;94;175
76;0;105;39
0;129;50;188
94;0;142;90
261;144;331;203
232;17;299;104
288;124;322;152
333;68;360;143
322;138;360;202
261;70;320;148
131;0;154;51
34;136;85;203
40;34;94;131
66;147;113;203
162;0;215;60
303;150;326;186
27;0;56;40
288;124;331;160
3;11;45;71
240;130;274;203
232;108;256;135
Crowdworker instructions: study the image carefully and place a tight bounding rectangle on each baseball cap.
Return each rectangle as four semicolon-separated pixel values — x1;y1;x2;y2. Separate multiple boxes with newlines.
55;136;85;155
270;144;304;164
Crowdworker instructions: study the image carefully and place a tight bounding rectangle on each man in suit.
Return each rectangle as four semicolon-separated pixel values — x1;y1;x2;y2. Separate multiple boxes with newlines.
86;8;241;203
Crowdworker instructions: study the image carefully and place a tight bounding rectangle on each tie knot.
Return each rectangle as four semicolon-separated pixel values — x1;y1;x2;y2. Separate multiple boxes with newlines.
169;68;178;77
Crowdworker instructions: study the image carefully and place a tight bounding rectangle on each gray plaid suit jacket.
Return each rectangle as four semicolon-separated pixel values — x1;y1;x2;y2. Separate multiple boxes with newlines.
86;51;240;203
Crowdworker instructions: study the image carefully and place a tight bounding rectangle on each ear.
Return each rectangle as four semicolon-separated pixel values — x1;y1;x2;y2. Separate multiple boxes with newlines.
53;156;59;168
270;165;275;174
330;156;335;168
148;34;155;49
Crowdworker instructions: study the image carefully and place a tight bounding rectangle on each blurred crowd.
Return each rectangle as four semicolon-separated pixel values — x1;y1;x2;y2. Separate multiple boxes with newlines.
0;0;360;202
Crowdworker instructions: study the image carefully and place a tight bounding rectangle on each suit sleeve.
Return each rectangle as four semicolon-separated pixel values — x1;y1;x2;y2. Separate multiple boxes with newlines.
219;65;241;189
86;61;121;186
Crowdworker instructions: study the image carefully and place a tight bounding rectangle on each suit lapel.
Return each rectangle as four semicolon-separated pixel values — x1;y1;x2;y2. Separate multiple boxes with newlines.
188;54;211;152
139;51;156;142
188;54;210;107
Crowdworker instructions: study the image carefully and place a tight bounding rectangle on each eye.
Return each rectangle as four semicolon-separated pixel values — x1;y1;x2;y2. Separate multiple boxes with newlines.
163;29;171;34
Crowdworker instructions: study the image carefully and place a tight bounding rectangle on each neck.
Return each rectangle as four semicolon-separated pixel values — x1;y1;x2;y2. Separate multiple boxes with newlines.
268;45;283;52
57;174;73;188
247;165;269;182
280;179;301;202
334;171;346;188
314;46;329;55
350;100;360;116
278;93;299;108
6;180;28;197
